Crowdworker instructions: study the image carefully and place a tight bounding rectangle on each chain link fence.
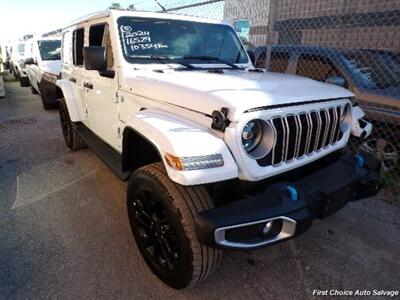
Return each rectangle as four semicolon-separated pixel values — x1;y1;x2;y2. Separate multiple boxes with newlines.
225;0;400;198
136;0;400;199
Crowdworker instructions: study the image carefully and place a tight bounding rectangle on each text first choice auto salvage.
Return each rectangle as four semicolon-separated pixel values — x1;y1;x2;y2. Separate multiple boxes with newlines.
313;289;399;297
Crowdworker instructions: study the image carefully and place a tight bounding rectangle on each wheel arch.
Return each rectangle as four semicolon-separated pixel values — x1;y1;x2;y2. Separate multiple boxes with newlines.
56;79;86;122
123;110;238;186
122;126;162;173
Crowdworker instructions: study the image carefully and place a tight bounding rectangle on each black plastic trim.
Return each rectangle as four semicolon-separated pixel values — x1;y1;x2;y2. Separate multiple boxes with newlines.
195;153;381;250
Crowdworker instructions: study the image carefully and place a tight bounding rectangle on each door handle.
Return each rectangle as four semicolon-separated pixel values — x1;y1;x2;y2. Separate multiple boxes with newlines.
84;82;93;89
69;77;76;83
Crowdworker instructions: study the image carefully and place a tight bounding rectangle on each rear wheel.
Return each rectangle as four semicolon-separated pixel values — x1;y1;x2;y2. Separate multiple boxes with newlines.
58;98;86;150
127;163;222;289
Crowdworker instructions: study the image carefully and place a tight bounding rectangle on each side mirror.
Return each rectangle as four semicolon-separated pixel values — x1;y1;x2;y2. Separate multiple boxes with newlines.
326;75;347;88
83;46;107;71
24;57;35;65
247;50;256;65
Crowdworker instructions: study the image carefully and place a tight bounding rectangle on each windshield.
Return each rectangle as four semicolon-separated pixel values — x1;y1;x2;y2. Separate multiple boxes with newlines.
117;17;248;65
343;52;400;89
38;40;61;61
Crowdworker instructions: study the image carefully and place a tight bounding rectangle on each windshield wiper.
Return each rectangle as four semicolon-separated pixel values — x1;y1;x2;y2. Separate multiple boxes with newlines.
132;55;198;70
183;55;243;70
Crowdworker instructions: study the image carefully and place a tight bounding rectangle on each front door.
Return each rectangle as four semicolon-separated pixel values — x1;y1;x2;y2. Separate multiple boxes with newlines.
84;23;121;150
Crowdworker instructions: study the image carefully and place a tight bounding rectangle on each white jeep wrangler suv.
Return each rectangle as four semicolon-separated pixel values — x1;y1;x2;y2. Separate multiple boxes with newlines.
56;10;380;289
25;36;62;110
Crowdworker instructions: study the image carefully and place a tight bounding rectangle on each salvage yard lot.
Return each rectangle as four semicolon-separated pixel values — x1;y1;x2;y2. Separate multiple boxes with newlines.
0;78;399;299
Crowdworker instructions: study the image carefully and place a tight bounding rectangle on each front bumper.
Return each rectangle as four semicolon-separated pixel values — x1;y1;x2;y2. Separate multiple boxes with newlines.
195;153;381;250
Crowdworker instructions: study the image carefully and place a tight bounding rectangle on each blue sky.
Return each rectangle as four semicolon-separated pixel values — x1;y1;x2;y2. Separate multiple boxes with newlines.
0;0;224;44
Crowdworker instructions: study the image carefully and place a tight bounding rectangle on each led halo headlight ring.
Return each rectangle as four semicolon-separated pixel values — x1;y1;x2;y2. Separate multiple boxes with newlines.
241;119;275;160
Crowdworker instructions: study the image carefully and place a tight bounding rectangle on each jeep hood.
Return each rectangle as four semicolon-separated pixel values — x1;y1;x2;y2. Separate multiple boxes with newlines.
41;60;61;75
120;68;354;121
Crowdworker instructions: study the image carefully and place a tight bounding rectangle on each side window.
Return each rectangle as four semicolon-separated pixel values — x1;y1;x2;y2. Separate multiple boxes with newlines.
62;31;73;64
73;28;84;66
270;51;290;73
89;23;114;70
296;54;340;82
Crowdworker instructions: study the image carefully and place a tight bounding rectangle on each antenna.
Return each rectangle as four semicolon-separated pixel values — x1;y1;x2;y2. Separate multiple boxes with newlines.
154;0;167;12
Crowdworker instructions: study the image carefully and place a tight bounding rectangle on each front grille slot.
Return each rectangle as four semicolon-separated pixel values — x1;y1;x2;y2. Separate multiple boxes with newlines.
257;104;345;167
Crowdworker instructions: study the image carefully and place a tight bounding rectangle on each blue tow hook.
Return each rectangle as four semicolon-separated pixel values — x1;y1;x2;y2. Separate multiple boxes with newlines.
286;185;298;202
354;155;365;168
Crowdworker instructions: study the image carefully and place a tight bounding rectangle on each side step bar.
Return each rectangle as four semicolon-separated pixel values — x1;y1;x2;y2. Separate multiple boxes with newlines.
76;124;131;181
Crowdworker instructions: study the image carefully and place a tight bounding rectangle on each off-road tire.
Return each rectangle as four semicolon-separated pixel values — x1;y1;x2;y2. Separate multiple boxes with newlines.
127;163;222;289
59;98;86;150
39;84;58;110
31;85;39;94
19;77;30;87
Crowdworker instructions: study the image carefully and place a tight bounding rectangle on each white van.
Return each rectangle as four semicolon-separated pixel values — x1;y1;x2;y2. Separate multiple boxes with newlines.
25;37;61;109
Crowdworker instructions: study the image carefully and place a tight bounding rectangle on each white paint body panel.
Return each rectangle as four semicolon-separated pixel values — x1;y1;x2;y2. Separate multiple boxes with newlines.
58;10;370;185
120;68;354;122
125;110;238;185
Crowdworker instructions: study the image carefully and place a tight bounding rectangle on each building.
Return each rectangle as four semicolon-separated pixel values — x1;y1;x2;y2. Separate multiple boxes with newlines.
224;0;400;51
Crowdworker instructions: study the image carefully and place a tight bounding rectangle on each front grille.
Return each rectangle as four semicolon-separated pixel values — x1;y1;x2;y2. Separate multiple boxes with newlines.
258;105;345;167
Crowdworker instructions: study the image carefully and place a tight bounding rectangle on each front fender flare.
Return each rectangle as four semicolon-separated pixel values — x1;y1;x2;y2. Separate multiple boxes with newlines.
56;79;85;122
124;110;238;186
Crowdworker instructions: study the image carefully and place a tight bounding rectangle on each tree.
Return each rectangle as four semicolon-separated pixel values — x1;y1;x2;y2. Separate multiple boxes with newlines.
109;2;122;9
127;4;136;10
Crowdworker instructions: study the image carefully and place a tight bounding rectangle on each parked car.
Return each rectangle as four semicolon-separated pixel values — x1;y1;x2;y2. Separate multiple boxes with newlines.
25;36;62;109
0;44;5;98
9;41;30;86
0;44;4;73
254;45;400;172
0;75;5;98
56;10;380;289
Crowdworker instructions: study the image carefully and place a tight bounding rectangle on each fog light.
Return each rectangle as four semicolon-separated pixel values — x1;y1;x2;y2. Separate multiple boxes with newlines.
262;221;273;236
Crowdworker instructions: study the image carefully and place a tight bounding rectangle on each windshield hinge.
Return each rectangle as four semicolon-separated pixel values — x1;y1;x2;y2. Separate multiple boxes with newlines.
211;107;230;132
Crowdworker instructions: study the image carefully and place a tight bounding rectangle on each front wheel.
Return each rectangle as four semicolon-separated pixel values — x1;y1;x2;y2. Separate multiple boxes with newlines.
127;163;222;289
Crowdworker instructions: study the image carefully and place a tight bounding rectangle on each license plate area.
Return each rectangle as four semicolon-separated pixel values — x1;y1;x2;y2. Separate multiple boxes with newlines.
318;184;352;218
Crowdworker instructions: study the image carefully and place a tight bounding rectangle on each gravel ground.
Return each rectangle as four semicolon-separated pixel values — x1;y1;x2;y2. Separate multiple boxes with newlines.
0;77;399;299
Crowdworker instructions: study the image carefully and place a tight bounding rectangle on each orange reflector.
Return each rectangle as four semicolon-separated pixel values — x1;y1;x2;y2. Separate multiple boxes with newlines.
165;153;184;171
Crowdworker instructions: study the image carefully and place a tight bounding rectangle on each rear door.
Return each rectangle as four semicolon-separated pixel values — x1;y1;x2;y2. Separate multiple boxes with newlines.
61;28;88;125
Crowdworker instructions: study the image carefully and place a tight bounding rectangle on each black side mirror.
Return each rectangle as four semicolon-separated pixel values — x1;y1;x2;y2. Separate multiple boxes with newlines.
326;75;347;88
247;50;256;65
24;57;35;65
83;46;107;71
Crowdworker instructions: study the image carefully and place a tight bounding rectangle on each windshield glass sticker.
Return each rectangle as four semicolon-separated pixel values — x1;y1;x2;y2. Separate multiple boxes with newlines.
120;25;168;54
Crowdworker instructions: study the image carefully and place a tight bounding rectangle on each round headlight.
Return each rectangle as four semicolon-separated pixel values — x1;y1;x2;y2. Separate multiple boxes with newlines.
241;119;275;159
242;120;262;152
